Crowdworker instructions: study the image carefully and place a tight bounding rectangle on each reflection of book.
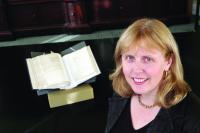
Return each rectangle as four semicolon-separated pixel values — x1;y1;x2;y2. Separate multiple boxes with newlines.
48;84;94;108
26;44;100;90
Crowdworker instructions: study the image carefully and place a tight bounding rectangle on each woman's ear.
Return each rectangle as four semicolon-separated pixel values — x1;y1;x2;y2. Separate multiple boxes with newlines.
164;57;172;71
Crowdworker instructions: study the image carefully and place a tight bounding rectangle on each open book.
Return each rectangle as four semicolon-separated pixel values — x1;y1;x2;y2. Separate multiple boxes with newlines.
26;43;101;90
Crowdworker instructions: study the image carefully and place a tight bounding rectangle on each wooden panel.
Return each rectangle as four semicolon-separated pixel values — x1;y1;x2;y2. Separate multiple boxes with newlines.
1;0;193;38
6;0;62;4
0;0;13;41
86;0;192;31
0;6;9;32
119;0;144;18
86;0;119;22
8;2;67;28
145;0;169;17
86;0;121;30
7;0;68;36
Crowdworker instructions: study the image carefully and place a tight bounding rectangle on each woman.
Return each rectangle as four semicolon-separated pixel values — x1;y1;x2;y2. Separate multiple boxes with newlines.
105;18;200;133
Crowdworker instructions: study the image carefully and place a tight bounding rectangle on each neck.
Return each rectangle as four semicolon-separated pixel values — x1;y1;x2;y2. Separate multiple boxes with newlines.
138;95;157;109
138;88;158;105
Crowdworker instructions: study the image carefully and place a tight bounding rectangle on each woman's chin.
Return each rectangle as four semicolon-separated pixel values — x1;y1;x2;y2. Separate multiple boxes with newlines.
132;88;146;95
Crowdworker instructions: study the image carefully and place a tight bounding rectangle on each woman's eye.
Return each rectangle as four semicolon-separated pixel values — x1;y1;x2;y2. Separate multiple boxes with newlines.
124;55;135;62
143;56;153;63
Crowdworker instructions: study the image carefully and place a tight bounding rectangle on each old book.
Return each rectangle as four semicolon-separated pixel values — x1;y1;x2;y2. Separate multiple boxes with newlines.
47;84;94;108
26;44;100;90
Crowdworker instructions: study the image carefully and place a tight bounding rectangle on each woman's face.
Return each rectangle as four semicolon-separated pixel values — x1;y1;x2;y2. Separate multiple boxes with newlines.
122;40;172;97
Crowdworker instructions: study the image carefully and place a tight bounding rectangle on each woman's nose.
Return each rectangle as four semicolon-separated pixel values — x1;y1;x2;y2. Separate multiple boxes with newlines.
131;61;144;74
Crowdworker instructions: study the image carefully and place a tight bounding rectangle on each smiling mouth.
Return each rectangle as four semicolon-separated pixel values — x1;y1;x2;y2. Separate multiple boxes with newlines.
132;78;149;85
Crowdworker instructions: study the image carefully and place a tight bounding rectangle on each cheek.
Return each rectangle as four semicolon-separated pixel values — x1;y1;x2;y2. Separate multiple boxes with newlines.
122;63;131;77
146;65;164;78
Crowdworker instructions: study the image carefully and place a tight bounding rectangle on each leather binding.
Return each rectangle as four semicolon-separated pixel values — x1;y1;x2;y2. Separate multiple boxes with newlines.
65;0;90;33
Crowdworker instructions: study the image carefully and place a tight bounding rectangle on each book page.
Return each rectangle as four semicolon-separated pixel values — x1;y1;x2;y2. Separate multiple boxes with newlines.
62;46;100;86
26;53;71;89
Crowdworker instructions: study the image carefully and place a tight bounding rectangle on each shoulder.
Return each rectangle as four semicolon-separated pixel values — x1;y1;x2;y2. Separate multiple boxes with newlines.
169;92;200;132
108;92;127;102
108;92;129;111
105;93;129;133
179;92;200;116
169;91;200;115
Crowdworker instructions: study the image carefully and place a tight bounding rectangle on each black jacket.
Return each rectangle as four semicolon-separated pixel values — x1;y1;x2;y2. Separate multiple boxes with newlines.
105;92;200;133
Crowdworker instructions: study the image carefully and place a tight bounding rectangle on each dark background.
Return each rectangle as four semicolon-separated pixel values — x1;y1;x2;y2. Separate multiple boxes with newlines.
0;32;200;133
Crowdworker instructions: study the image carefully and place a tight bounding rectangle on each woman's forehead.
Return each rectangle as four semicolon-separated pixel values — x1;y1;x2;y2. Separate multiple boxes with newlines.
124;39;162;53
125;45;163;56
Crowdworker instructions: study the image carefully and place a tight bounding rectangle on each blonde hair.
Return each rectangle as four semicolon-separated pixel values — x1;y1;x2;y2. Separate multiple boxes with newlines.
109;18;190;108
